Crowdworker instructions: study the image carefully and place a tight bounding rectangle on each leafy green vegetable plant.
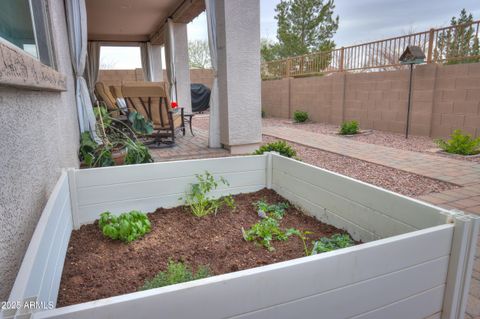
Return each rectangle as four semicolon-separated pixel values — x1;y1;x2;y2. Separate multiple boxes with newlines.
339;120;360;135
140;260;210;291
128;111;154;135
436;129;480;155
311;233;354;254
99;211;151;243
182;172;235;217
79;132;98;167
255;200;289;219
242;217;294;251
254;140;297;159
293;110;309;123
124;140;153;164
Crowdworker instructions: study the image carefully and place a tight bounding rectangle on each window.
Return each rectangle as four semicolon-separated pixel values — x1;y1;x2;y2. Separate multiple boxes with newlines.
100;46;142;70
0;0;55;67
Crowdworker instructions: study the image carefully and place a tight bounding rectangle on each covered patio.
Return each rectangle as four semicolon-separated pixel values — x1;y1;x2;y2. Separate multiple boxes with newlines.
84;0;262;155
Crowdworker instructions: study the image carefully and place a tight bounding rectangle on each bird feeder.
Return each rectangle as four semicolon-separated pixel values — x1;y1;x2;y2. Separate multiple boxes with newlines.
399;46;426;139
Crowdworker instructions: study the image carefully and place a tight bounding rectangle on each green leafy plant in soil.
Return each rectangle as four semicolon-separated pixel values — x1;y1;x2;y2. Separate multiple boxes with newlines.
339;120;360;135
436;129;480;155
255;200;289;219
242;216;298;251
293;110;309;123
128;111;154;135
311;233;354;255
124;139;153;164
182;171;235;217
254;140;297;159
140;260;211;291
99;211;151;243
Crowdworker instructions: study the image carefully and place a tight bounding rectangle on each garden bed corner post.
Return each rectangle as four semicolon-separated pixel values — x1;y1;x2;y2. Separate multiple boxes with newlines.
266;152;275;189
67;168;81;229
442;211;480;319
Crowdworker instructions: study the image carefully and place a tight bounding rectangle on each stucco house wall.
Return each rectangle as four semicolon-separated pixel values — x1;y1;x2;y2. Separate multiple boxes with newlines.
0;0;79;301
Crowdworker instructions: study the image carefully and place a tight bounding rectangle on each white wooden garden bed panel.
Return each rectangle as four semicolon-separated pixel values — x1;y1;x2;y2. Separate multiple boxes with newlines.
2;154;478;319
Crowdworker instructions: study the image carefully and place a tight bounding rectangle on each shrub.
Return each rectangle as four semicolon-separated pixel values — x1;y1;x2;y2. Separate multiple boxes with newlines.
182;171;235;217
311;233;354;254
140;261;210;291
99;211;151;243
254;140;297;158
436;130;480;155
293;110;309;123
339;120;359;135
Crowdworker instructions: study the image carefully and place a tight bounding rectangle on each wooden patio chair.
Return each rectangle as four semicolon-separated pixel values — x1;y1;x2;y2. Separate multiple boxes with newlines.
94;82;123;118
121;81;185;147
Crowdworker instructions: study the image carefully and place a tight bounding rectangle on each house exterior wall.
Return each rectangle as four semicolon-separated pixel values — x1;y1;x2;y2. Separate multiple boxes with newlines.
262;62;480;138
0;0;79;301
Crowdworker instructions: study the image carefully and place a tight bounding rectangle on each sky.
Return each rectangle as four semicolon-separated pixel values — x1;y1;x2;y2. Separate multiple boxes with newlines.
100;0;480;69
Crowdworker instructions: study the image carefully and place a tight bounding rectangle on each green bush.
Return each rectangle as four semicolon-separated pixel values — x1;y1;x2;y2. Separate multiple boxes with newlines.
140;261;210;290
436;130;480;155
124;140;153;164
311;233;354;254
254;140;297;158
99;211;151;243
293;110;309;123
339;120;359;135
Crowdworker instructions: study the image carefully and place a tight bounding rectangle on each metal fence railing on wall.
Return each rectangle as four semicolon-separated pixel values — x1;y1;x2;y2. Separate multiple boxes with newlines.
261;20;480;79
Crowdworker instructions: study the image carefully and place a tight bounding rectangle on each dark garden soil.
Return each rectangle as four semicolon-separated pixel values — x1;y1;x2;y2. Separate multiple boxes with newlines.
57;188;351;307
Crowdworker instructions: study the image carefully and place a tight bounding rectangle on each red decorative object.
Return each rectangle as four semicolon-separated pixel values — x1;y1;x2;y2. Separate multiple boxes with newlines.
171;101;178;109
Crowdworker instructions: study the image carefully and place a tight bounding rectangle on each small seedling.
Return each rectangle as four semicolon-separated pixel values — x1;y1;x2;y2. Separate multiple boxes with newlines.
242;217;293;251
140;260;210;291
182;171;236;217
255;200;289;219
99;210;151;243
311;233;354;254
285;229;314;256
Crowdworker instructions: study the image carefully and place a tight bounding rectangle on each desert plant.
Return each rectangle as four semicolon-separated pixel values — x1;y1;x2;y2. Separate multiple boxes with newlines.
182;171;235;217
311;233;354;254
99;211;151;243
254;140;297;159
436;130;480;155
140;260;210;291
255;200;289;219
293;110;309;123
339;120;359;135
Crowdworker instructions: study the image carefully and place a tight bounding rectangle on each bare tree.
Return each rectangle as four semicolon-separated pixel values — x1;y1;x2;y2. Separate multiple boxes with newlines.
188;40;211;69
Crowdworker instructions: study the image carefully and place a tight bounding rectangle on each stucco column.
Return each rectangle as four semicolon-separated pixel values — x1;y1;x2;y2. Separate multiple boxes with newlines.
215;0;262;154
149;44;163;82
173;23;192;113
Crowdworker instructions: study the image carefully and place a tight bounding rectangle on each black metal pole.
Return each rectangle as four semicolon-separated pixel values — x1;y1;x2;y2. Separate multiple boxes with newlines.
405;63;414;139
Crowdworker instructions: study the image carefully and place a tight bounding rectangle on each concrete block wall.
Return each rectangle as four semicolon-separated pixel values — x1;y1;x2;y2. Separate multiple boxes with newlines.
98;69;215;89
262;62;480;138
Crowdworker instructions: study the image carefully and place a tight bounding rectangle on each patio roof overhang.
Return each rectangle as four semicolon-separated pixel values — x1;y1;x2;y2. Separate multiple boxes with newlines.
85;0;205;44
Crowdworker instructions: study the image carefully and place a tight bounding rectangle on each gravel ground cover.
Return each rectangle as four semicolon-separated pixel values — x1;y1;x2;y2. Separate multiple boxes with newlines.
262;136;457;197
263;117;480;163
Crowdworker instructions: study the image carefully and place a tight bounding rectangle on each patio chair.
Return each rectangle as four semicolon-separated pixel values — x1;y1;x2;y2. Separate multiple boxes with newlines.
94;82;123;118
121;81;185;147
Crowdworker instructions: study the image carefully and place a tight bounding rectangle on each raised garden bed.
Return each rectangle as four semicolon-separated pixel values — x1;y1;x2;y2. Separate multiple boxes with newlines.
3;154;479;319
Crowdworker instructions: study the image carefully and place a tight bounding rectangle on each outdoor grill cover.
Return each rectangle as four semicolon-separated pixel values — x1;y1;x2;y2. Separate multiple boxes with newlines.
191;83;211;113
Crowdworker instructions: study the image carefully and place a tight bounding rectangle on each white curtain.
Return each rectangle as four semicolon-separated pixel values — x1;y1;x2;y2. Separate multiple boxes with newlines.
85;41;100;102
206;0;221;148
140;42;152;81
65;0;100;142
165;19;177;101
148;43;163;81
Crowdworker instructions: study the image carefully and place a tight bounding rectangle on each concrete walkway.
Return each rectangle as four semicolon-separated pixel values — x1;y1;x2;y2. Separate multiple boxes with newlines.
263;126;480;318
